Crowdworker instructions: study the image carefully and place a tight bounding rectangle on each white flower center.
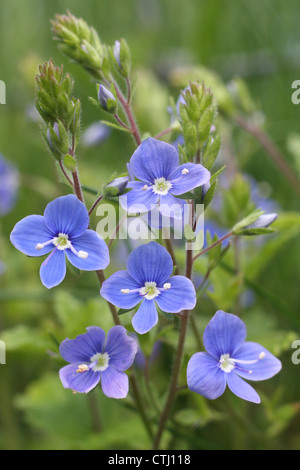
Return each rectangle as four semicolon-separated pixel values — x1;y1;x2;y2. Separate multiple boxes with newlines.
52;233;71;250
139;281;161;300
152;177;172;196
90;352;110;372
219;354;235;373
219;352;266;374
35;232;88;259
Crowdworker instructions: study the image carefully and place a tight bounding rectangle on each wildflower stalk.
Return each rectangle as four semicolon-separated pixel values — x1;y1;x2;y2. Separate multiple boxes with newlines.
96;248;154;442
88;194;103;216
192;231;233;262
113;80;142;146
152;246;193;449
58;160;73;187
154;126;174;140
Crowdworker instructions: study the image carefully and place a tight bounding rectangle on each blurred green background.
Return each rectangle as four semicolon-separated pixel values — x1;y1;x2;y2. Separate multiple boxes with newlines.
0;0;300;450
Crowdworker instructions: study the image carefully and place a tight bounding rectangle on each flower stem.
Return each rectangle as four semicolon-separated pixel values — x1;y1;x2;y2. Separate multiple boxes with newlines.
192;231;233;263
152;247;193;449
154;126;174;140
88;194;103;216
59;160;74;187
130;373;154;441
72;168;85;204
113;81;142;146
163;234;180;275
95;270;121;325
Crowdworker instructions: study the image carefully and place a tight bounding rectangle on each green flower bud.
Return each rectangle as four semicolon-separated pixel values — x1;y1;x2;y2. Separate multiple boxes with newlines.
97;84;118;114
51;11;104;79
113;39;131;78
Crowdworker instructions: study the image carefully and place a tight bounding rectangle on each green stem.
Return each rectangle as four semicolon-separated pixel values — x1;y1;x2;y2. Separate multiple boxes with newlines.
113;81;142;146
130;373;154;441
152;247;193;449
193;231;233;262
88;194;103;216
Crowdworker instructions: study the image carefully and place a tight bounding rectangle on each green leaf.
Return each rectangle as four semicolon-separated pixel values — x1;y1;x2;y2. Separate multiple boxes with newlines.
118;307;135;316
63;153;76;172
232;209;264;233
100;120;132;133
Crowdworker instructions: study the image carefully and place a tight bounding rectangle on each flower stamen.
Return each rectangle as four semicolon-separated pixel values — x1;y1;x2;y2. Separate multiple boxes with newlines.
219;352;265;374
152;177;172;196
76;364;89;373
36;233;88;259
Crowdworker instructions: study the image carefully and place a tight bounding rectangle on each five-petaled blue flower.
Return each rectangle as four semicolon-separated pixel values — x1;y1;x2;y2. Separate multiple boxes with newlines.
10;194;109;289
187;310;282;404
59;325;138;398
120;137;210;218
100;241;196;334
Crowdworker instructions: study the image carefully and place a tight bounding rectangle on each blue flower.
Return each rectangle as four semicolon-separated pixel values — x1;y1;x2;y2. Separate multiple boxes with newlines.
100;241;196;334
0;154;19;216
10;194;109;289
59;325;138;398
187;311;282;404
81;122;111;147
120;138;210;218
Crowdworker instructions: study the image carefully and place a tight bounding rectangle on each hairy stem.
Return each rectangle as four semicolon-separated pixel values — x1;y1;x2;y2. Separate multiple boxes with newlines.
113;81;142;146
193;231;233;262
152;247;193;449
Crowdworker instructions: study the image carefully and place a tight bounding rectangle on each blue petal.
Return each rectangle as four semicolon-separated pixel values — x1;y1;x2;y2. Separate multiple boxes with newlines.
169;163;211;195
226;372;261;404
44;195;89;238
105;326;138;371
59;363;100;393
130;137;179;183
187;352;226;400
39;249;66;289
10;215;54;257
101;367;129;399
127;241;173;285
100;270;142;309
155;275;196;313
119;181;159;214
132;299;158;334
203;311;247;359
231;342;282;381
60;326;106;363
158;193;186;219
66;230;109;271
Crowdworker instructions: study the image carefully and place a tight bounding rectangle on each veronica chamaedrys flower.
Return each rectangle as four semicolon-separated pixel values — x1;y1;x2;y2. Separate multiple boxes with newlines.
59;326;138;398
119;137;210;219
0;154;19;216
187;311;282;404
100;241;196;334
10;194;109;289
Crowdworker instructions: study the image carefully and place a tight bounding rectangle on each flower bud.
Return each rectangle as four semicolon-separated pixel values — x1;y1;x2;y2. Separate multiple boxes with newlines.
112;38;131;78
245;213;278;229
103;176;129;197
97;84;117;113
